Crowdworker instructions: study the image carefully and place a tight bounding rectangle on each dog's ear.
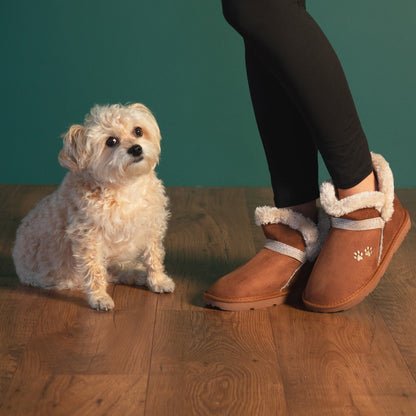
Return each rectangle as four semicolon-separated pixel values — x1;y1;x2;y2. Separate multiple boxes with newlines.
58;124;86;172
129;103;149;112
129;102;161;144
129;103;157;123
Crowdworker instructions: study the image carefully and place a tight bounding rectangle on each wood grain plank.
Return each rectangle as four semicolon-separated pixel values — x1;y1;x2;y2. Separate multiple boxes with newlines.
1;375;147;416
269;299;416;415
1;285;158;414
0;278;46;401
12;285;158;375
145;310;287;416
159;187;256;311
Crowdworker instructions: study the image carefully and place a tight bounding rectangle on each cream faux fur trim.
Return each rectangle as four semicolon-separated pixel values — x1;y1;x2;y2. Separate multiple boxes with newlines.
372;152;395;220
254;206;326;261
320;152;395;221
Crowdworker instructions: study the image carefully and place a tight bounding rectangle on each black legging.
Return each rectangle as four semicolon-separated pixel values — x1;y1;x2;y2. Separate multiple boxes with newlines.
222;0;373;207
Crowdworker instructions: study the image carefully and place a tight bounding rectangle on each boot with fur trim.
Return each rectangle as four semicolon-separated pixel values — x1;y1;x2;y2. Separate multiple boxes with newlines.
203;207;329;311
303;153;411;313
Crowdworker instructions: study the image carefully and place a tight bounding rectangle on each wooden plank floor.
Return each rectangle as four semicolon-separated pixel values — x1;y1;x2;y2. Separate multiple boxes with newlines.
0;185;415;415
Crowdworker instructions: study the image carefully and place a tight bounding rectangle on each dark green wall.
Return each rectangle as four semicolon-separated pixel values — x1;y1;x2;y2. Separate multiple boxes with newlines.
1;1;415;187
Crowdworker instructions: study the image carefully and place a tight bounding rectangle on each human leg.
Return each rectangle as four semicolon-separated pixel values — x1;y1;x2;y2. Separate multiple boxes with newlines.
245;43;319;210
222;0;373;190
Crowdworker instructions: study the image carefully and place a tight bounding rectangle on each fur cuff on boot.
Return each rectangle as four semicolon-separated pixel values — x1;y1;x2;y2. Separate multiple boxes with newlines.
255;206;329;261
320;152;395;221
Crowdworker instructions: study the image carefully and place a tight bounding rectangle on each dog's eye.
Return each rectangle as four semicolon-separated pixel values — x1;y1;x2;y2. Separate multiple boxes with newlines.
133;127;143;137
106;137;120;147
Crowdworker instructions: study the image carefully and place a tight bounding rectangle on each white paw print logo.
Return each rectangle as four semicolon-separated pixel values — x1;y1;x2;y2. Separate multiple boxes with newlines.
354;247;373;262
364;246;373;257
354;250;364;262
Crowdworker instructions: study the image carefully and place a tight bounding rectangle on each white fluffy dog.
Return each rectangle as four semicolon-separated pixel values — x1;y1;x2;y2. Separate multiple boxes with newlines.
13;103;174;311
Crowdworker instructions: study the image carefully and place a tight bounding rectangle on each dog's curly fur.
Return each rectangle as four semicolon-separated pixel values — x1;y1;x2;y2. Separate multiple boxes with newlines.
13;103;174;311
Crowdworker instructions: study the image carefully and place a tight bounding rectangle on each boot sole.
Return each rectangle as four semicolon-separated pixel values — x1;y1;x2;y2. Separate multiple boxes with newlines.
203;262;313;311
302;209;411;313
203;291;289;311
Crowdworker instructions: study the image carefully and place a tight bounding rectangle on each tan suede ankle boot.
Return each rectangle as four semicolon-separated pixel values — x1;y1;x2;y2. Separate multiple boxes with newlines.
303;153;411;313
203;206;328;311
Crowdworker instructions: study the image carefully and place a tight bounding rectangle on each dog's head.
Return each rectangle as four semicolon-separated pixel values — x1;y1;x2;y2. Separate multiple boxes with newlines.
59;103;162;183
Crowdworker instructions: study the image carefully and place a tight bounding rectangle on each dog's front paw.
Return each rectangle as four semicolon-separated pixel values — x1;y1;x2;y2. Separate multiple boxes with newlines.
147;273;175;293
88;293;115;311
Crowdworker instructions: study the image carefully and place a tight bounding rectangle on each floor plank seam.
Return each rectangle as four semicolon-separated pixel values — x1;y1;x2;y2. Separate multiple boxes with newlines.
142;295;160;416
375;300;416;386
1;287;51;407
267;309;290;416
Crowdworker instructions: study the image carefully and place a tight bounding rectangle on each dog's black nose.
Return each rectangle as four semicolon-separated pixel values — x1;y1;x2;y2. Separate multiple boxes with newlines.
127;144;143;157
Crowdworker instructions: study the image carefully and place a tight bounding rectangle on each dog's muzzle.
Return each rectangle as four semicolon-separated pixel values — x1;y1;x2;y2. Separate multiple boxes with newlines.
128;144;143;158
